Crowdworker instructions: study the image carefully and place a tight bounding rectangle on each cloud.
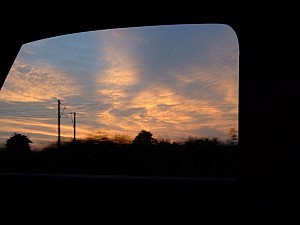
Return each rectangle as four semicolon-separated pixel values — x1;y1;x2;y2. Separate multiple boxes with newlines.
0;115;101;149
0;60;81;102
95;29;143;87
93;25;238;138
93;81;237;141
189;126;226;139
0;117;58;147
0;25;239;145
91;27;239;140
110;107;146;117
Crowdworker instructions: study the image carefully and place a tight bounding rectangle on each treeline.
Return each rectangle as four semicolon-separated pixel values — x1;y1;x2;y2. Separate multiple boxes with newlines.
0;131;238;178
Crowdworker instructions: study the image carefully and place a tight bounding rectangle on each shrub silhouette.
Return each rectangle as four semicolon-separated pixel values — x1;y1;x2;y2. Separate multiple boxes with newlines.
5;133;32;155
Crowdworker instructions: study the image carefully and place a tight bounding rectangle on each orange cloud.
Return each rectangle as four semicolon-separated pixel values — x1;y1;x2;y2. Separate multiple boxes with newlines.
0;116;103;149
95;29;141;88
0;25;239;146
0;60;80;102
90;27;238;141
94;81;237;141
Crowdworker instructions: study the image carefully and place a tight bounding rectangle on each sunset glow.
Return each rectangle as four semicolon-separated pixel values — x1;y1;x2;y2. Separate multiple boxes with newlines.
0;24;239;149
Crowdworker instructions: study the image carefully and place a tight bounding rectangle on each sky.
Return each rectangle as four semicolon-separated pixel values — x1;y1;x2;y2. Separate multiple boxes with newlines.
0;24;239;150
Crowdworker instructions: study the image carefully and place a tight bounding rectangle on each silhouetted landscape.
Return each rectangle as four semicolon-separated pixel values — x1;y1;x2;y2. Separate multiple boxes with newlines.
0;130;238;178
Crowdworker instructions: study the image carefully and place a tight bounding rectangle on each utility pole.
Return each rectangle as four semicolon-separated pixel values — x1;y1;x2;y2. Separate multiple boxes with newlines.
73;112;76;142
69;111;76;143
58;99;61;147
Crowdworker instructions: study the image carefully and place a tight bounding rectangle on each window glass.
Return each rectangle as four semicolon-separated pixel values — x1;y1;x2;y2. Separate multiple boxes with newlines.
0;24;239;177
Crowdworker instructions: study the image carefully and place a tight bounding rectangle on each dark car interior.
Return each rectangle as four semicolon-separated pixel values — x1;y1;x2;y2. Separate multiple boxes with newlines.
0;1;298;224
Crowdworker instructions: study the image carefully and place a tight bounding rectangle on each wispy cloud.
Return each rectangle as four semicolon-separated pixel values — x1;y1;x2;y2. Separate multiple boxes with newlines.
90;25;239;141
0;24;239;147
94;82;236;140
95;29;141;87
0;60;81;102
0;116;100;149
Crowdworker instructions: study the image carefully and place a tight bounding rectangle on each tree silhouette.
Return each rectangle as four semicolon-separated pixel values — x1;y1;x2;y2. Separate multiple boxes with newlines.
132;130;157;145
227;128;238;145
5;133;32;155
